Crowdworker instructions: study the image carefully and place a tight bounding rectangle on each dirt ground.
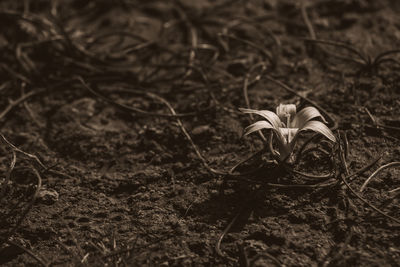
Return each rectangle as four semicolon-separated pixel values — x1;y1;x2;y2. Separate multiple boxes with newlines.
0;0;400;266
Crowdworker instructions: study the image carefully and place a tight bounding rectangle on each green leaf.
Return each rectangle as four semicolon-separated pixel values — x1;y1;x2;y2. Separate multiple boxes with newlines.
239;108;283;129
292;106;328;128
244;121;286;146
294;120;336;142
243;121;275;135
278;127;299;143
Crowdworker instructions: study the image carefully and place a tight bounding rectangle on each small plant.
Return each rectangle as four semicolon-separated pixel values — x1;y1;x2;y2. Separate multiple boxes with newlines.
240;104;336;163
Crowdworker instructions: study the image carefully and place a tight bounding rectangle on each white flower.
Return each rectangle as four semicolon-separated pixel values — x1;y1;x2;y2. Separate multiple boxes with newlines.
240;104;336;162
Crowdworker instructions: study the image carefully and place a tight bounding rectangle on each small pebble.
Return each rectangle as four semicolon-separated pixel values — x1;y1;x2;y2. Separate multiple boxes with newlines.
192;125;210;135
37;188;59;205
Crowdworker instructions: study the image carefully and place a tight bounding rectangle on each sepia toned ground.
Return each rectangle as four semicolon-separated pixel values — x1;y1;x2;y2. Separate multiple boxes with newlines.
0;0;399;266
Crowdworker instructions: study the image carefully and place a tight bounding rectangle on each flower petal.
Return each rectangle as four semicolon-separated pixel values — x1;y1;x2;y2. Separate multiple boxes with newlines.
292;120;336;143
239;108;283;129
292;106;328;128
276;104;296;123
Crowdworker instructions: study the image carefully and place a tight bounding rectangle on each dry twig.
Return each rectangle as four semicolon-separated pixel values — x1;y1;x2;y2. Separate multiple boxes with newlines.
359;162;400;192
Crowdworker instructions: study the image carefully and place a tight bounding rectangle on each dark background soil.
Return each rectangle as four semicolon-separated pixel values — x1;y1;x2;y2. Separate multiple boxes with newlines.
0;0;399;266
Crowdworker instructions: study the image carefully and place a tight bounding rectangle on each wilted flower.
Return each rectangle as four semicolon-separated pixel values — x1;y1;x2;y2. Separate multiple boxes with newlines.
240;104;336;163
